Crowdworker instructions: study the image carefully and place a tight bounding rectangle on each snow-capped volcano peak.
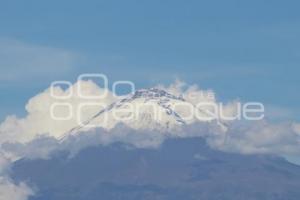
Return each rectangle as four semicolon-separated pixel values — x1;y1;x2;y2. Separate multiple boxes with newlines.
60;88;227;140
131;88;185;101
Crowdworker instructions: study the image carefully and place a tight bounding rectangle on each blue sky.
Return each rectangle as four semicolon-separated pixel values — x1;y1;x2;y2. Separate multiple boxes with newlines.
0;0;299;121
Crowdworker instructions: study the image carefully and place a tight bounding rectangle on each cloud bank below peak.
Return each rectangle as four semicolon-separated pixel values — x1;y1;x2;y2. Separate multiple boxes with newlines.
0;153;34;200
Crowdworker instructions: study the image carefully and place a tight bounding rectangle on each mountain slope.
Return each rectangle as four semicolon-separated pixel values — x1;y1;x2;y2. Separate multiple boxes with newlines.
11;137;300;200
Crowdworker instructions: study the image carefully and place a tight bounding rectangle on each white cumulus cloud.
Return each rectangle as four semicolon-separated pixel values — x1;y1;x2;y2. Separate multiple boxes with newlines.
0;80;115;145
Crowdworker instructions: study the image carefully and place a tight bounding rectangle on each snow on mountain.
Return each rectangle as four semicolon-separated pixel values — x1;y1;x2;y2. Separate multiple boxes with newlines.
60;88;227;141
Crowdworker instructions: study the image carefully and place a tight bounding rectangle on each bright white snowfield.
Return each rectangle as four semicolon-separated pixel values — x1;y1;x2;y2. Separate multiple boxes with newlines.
60;88;228;140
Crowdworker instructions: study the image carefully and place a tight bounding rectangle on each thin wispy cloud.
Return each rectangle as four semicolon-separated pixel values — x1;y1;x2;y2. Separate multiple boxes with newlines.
0;38;79;82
